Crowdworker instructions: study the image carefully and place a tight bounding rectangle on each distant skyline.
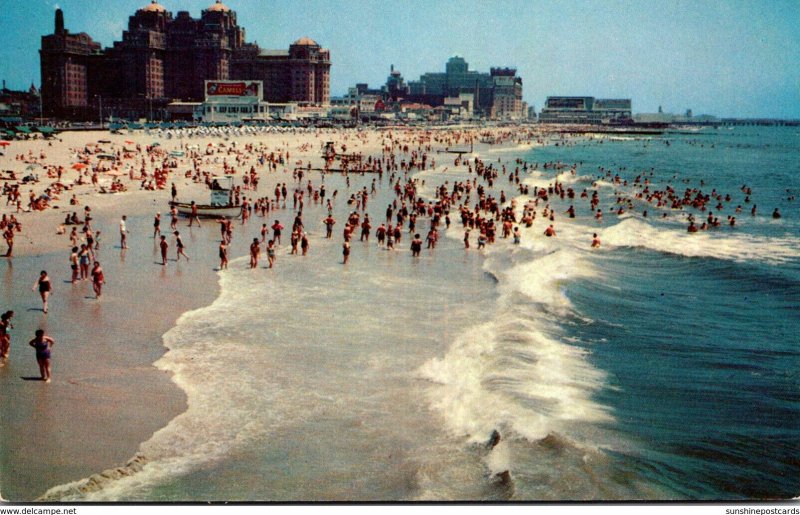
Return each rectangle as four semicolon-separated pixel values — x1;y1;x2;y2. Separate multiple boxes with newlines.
2;0;799;118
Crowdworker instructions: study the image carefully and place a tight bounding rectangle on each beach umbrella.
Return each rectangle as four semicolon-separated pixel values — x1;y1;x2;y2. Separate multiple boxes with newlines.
0;141;10;147
71;163;88;170
26;164;41;171
151;142;160;147
125;140;135;145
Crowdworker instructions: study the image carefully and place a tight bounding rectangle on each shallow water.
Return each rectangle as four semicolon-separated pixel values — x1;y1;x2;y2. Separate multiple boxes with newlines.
40;126;800;501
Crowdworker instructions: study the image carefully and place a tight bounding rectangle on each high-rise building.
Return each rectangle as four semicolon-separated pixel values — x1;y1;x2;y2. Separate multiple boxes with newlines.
39;9;101;119
40;1;331;120
406;56;523;118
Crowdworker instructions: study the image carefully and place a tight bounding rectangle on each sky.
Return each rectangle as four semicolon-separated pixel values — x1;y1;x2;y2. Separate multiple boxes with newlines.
1;0;799;118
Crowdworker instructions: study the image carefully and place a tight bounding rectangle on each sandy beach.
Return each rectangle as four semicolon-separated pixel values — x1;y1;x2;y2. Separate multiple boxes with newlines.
0;126;373;499
0;124;543;500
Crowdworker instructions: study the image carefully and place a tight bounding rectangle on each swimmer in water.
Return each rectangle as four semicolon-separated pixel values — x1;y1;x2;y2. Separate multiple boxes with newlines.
591;233;601;248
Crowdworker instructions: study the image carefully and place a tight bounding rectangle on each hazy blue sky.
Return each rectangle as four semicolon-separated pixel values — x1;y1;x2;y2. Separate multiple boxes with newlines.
2;0;799;117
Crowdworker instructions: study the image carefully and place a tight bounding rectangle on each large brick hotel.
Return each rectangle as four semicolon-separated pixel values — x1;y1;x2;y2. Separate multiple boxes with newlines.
40;1;330;120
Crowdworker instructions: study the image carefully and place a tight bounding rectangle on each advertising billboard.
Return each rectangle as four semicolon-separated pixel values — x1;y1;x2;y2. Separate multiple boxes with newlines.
205;81;263;102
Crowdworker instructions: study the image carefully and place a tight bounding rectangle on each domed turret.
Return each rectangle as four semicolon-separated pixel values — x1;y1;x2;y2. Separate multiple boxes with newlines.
293;37;318;46
206;0;231;12
140;0;167;12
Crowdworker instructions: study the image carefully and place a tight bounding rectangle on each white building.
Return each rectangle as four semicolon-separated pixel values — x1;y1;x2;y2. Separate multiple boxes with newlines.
200;80;298;122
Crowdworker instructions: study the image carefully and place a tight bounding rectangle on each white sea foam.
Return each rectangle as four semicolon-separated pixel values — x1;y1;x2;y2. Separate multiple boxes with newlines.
485;142;540;154
601;217;800;264
40;258;298;500
420;211;612;453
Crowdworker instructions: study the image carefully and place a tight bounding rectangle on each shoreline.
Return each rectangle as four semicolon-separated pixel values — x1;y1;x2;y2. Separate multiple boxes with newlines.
0;126;545;500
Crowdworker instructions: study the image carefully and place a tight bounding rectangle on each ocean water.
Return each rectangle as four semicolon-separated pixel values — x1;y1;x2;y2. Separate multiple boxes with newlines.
42;126;800;501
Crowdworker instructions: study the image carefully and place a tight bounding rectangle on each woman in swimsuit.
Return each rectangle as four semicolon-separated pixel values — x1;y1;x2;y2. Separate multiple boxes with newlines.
91;261;105;298
78;244;91;280
32;271;52;314
29;329;55;382
266;240;276;268
174;231;189;261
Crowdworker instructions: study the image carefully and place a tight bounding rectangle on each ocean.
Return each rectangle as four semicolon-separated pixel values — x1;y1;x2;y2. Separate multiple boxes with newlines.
42;126;800;501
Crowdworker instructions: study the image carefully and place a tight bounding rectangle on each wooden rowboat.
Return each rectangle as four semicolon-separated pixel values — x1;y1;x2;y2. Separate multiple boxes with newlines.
169;201;241;218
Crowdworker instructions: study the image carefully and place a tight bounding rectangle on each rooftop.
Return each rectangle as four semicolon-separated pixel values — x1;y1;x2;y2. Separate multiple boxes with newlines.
140;1;167;13
205;0;231;12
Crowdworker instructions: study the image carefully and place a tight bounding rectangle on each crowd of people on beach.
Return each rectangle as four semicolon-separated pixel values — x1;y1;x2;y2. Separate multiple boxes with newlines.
0;125;788;383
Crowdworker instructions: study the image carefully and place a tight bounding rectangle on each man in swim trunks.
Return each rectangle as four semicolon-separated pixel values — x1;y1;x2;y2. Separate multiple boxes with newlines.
271;220;283;245
411;234;422;257
159;235;168;265
119;215;128;249
188;201;202;227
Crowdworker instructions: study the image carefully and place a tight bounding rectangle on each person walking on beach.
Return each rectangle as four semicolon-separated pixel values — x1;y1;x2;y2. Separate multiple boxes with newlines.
78;244;91;280
411;234;422;257
120;215;129;249
91;261;105;299
219;240;229;270
32;271;52;314
188;201;201;228
171;182;177;202
153;213;162;239
170;205;178;231
271;220;283;245
29;329;54;382
70;246;80;283
301;232;309;256
342;240;351;264
324;215;335;238
174;231;189;261
266;240;276;268
0;310;14;361
249;237;261;268
159;235;168;265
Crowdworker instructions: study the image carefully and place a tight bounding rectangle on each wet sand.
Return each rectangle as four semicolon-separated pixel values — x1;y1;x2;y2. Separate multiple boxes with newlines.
0;125;539;500
0;127;388;500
